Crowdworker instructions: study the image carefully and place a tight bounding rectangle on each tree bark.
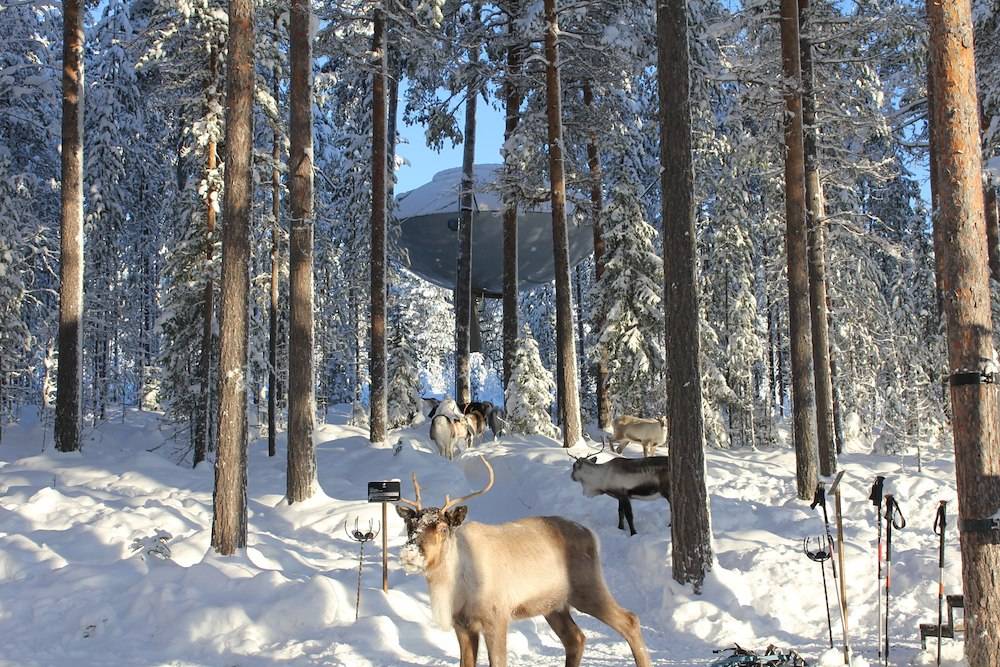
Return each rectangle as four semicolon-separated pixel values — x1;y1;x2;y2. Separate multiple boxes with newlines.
779;0;819;499
543;0;582;448
583;81;611;431
287;0;316;503
658;0;713;590
195;47;218;468
927;1;1000;664
369;4;388;443
211;0;254;556
269;18;281;459
55;0;84;453
501;6;522;392
456;41;478;405
798;0;836;477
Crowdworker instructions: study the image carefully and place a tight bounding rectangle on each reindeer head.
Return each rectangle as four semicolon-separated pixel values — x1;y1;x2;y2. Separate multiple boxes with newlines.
568;439;606;492
396;457;494;574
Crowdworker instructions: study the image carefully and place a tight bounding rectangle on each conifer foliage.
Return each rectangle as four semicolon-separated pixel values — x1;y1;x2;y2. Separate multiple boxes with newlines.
589;183;665;417
505;326;559;440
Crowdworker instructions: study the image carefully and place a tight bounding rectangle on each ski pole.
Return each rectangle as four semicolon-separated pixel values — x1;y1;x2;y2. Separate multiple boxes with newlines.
883;494;906;666
804;535;835;648
933;501;946;667
869;475;886;660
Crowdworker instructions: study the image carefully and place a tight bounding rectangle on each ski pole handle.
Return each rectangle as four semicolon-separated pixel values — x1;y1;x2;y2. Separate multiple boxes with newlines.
934;501;946;569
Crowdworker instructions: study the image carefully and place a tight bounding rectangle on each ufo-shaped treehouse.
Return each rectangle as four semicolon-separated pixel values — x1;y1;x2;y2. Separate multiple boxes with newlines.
395;164;594;297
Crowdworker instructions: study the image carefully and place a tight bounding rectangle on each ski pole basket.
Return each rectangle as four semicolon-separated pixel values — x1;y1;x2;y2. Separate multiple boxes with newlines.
709;644;809;666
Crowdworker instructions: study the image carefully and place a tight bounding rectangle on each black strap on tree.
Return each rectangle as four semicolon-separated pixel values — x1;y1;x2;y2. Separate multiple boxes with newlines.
933;501;947;667
947;370;999;386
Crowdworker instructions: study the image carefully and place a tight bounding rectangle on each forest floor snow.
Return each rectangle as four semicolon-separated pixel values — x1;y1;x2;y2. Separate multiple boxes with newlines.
0;407;967;666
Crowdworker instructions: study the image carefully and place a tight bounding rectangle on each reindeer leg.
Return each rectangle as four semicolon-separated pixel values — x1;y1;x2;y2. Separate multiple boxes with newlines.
455;625;480;667
571;593;651;667
624;498;637;536
616;496;626;531
482;618;508;667
544;608;586;667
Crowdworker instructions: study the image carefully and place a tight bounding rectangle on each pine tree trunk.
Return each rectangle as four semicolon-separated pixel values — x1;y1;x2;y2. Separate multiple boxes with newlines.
798;0;836;476
502;6;522;392
543;0;582;448
927;1;1000;664
369;4;388;443
658;0;713;589
211;0;254;555
195;47;218;468
779;0;819;499
287;0;316;503
55;0;84;453
456;43;478;406
583;81;611;431
269;23;281;459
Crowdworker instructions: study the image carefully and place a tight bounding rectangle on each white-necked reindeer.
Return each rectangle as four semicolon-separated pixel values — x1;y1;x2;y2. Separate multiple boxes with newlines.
570;444;670;535
396;457;652;667
610;415;667;457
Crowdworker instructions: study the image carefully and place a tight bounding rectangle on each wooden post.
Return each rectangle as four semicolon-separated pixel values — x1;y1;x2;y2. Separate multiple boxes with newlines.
830;471;850;664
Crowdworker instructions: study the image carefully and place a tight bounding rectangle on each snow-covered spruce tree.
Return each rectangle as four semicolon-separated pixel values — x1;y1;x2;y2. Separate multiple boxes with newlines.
506;326;559;439
588;181;665;418
387;327;422;429
0;0;60;427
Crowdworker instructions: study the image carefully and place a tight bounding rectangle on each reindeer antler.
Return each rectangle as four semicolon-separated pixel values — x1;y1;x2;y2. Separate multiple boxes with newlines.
441;456;494;512
397;472;423;510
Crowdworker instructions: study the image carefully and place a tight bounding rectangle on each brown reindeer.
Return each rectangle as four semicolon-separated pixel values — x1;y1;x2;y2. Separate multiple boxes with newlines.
396;457;652;667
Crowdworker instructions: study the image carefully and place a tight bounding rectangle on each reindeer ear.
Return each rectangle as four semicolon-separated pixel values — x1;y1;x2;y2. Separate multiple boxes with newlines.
396;505;416;521
444;506;468;527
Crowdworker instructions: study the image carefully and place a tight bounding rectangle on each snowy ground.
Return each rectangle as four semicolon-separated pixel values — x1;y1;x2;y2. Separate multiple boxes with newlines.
0;407;968;666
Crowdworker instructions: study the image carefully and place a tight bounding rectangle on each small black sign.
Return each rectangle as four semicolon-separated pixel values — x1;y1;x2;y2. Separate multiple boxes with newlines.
368;480;401;503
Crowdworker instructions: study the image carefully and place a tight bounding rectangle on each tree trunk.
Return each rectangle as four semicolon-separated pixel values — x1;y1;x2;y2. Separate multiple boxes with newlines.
287;0;316;503
543;0;582;448
456;41;478;405
369;4;388;443
798;0;836;477
195;47;218;468
927;1;1000;664
501;7;522;392
55;0;84;453
779;0;819;500
583;81;611;431
269;20;281;459
658;0;713;590
211;0;254;556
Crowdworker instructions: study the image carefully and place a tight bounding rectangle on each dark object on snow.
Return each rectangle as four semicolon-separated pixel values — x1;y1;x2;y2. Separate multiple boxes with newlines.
934;501;947;665
569;444;670;535
709;644;808;666
395;165;594;296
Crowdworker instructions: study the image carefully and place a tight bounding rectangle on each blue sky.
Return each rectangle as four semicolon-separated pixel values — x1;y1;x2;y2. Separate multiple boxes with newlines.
393;99;506;194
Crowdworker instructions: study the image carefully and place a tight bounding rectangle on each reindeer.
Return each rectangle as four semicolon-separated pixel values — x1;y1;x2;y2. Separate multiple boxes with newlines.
610;415;667;457
429;414;474;460
570;446;670;536
396;457;652;667
459;401;506;441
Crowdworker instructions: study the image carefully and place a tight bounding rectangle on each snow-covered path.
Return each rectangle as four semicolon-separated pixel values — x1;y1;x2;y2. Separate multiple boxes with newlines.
0;409;966;666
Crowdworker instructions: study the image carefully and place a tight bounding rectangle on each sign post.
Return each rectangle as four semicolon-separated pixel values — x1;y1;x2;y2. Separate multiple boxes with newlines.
368;480;401;592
